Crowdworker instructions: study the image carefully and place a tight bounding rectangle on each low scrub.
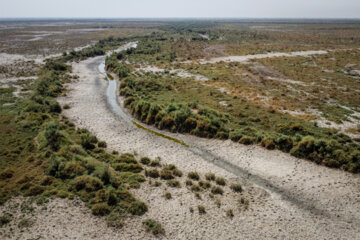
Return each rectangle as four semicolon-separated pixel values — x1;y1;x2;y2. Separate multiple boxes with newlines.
143;219;165;236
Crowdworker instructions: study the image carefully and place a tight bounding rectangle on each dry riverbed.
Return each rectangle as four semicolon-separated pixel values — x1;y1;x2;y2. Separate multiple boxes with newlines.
52;49;360;239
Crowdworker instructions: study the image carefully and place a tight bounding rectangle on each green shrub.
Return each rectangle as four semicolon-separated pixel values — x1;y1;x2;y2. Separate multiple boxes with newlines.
230;183;243;193
0;168;14;180
164;192;172;199
140;157;151;165
129;201;148;216
198;205;206;214
290;136;316;158
146;169;160;178
160;169;174;180
172;168;183;177
113;163;143;173
195;193;202;200
26;185;45;196
261;137;275;150
239;136;255;145
186;180;193;186
63;104;70;109
211;186;224;195
74;175;104;192
117;153;138;164
188;172;200;181
191;184;201;192
143;219;165;236
215;177;226;186
0;215;11;227
98;141;107;148
167;180;181;188
107;213;124;228
199;181;211;189
205;173;215;181
215;198;221;208
81;132;98;150
226;209;234;218
149;160;161;167
91;203;111;216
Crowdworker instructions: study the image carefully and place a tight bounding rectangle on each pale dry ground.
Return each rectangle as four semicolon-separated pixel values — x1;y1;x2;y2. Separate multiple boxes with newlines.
53;53;360;239
187;50;328;64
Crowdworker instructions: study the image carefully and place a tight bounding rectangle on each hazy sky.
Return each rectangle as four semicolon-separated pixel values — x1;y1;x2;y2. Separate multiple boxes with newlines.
1;0;360;18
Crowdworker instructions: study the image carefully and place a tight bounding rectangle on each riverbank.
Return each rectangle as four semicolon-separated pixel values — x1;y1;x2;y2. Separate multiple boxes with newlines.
57;45;360;239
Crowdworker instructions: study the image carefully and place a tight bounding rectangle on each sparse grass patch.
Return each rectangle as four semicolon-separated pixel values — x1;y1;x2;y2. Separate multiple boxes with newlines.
185;180;193;186
230;183;243;193
146;169;160;178
188;171;200;181
0;215;11;227
226;209;234;219
215;177;226;186
140;157;151;165
167;179;181;188
191;184;201;192
198;205;206;214
160;169;174;180
143;219;165;236
205;173;215;181
164;192;172;199
211;186;224;195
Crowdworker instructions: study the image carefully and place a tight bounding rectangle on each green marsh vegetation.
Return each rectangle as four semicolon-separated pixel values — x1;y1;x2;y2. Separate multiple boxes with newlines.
0;40;155;228
104;26;360;173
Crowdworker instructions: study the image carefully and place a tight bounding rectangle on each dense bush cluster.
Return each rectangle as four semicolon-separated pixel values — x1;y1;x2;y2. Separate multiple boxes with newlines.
0;57;150;222
107;56;359;173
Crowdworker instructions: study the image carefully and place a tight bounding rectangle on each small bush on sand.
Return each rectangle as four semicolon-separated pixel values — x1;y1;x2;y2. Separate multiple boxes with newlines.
205;173;215;181
129;201;148;216
186;180;193;186
146;169;160;178
188;172;200;181
107;213;124;228
211;186;224;195
0;215;11;227
226;209;234;219
164;192;172;199
167;180;181;188
143;219;165;236
140;157;151;165
215;198;221;208
191;184;201;192
160;169;174;180
199;181;211;189
230;183;243;193
215;177;226;186
172;168;183;177
198;205;206;214
195;193;202;200
63;104;70;109
92;203;111;216
149;160;161;167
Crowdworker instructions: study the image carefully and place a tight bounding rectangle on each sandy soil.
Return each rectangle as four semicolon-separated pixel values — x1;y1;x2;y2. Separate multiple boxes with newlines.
54;49;360;239
190;50;328;64
137;65;209;81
